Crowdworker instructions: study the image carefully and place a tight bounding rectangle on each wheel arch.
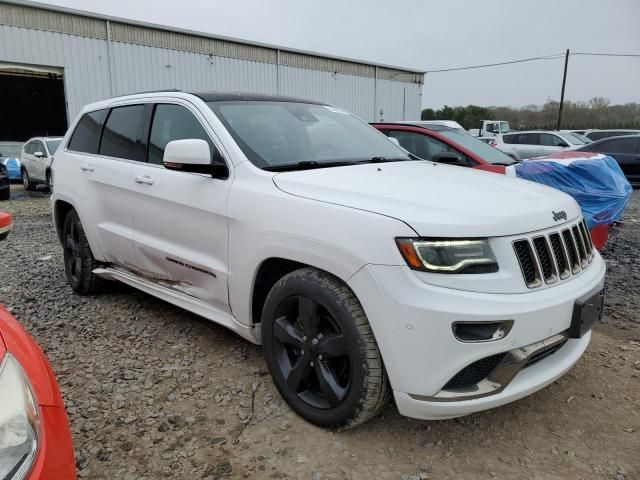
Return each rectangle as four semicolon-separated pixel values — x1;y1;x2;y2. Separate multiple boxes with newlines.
235;235;368;333
52;196;105;261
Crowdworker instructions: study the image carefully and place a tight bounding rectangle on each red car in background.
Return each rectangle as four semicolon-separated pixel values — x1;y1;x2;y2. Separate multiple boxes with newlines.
372;122;515;173
372;123;612;249
0;211;76;480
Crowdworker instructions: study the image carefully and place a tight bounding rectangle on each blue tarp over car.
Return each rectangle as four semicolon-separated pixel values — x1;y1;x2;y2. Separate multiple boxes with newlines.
507;152;632;228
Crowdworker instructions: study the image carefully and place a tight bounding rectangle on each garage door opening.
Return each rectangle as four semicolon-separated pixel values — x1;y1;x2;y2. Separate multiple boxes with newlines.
0;67;68;142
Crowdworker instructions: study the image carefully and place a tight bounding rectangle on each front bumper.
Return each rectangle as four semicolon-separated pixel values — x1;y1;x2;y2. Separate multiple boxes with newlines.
347;252;605;420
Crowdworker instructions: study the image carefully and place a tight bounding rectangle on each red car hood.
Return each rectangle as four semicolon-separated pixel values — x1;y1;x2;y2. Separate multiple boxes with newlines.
0;305;64;407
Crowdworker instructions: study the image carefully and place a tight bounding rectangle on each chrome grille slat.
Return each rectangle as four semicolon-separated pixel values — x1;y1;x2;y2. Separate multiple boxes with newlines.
572;225;588;267
532;236;557;284
549;233;570;280
514;219;593;289
562;228;581;274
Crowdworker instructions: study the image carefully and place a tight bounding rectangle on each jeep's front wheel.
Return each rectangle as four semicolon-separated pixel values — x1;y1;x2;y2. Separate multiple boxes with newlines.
261;268;389;429
62;210;102;294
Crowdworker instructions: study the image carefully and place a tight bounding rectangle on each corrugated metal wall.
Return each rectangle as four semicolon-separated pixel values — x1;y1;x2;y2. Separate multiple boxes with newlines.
0;3;423;123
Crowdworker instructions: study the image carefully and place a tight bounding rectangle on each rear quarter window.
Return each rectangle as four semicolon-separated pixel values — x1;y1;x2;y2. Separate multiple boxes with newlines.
68;109;109;154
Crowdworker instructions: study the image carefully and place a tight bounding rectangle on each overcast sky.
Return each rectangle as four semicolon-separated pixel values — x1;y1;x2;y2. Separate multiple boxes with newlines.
39;0;640;109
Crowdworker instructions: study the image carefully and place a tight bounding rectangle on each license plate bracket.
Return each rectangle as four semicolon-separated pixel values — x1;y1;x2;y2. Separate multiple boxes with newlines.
569;287;604;338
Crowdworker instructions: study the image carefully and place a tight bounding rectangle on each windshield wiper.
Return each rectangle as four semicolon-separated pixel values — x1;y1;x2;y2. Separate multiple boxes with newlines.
263;160;357;172
357;156;413;164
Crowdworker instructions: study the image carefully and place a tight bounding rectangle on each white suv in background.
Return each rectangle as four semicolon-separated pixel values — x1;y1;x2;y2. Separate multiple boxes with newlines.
51;91;605;428
492;130;583;160
21;136;63;190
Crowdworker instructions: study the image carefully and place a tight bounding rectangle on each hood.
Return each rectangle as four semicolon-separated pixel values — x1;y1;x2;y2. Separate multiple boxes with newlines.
273;161;581;237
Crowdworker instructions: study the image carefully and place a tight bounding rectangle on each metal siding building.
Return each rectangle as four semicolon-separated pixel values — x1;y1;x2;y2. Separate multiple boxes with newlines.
0;1;424;127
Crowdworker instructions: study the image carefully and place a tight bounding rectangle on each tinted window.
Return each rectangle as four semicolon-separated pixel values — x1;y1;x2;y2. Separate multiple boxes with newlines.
148;104;218;166
99;105;145;161
523;133;541;145
502;134;519;145
598;138;637;154
68;109;108;154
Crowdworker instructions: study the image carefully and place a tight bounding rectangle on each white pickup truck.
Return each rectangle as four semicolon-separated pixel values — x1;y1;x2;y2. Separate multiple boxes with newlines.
469;120;512;137
51;91;605;428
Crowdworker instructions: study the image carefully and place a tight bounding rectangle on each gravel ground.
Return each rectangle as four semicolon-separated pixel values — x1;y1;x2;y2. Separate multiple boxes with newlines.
0;184;638;480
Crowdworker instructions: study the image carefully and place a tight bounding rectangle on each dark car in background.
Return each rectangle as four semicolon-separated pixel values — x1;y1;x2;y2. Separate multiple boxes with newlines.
0;162;10;200
575;134;640;186
584;129;640;141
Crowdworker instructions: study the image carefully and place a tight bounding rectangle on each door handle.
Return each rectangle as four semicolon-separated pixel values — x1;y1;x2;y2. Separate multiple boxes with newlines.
80;162;95;172
134;175;154;185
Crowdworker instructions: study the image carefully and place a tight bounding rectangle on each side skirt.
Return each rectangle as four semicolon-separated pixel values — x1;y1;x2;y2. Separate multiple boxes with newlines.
93;267;259;344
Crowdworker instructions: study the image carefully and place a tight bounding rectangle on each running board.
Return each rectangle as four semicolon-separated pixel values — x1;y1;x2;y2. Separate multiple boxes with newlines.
93;267;257;344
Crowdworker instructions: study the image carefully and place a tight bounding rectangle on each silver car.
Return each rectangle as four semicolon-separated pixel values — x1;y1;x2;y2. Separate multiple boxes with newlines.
492;130;585;160
20;136;63;190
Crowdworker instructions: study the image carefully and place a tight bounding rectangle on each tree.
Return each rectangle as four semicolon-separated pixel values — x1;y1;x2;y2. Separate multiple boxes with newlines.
421;108;435;120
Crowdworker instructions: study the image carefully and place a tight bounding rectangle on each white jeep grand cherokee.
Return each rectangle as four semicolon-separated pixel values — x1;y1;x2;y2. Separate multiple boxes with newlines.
51;91;605;429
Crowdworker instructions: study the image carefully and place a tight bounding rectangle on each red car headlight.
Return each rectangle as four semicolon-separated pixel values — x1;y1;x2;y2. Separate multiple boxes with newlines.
0;354;40;480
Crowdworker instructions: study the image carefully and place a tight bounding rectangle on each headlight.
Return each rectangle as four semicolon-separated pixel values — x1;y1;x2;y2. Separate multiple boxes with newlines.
0;354;40;480
396;238;498;274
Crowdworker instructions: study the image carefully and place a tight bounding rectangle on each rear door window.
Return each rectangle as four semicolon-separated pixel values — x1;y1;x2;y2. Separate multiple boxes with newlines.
68;109;109;154
523;133;541;145
502;134;519;144
99;105;146;161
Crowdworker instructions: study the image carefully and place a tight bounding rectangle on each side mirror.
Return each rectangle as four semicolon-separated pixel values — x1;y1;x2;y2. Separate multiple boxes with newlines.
431;151;468;167
558;142;569;148
34;151;45;158
388;137;401;147
163;139;215;174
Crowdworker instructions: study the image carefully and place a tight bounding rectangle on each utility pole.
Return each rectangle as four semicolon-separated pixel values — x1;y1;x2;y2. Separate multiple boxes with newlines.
556;49;570;130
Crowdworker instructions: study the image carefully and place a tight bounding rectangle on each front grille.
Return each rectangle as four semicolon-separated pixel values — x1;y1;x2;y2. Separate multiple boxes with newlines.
514;219;593;288
524;340;568;368
443;353;506;390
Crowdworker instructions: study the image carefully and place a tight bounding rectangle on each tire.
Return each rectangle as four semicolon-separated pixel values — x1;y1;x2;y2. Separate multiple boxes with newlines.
0;187;9;201
46;170;53;192
22;169;36;191
261;268;390;429
62;210;102;294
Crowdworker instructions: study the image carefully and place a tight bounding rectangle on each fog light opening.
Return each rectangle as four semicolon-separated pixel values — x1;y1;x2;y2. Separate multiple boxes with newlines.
452;320;513;343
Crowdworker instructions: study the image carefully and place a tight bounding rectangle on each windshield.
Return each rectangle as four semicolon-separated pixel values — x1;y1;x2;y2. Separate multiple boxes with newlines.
46;140;61;154
499;121;511;133
0;144;22;158
439;130;516;165
207;101;411;170
558;133;582;145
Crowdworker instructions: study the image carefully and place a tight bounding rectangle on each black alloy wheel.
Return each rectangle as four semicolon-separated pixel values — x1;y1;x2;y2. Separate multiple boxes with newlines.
272;295;351;409
262;268;389;429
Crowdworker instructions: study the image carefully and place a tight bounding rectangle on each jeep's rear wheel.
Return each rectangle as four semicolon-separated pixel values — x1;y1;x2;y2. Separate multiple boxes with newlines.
262;268;389;429
62;210;102;294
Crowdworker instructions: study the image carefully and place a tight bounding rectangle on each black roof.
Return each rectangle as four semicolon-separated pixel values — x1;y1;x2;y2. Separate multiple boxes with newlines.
575;134;640;150
190;91;327;105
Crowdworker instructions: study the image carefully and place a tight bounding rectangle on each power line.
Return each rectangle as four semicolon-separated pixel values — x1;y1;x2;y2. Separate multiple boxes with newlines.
426;53;566;73
426;51;640;73
573;52;640;57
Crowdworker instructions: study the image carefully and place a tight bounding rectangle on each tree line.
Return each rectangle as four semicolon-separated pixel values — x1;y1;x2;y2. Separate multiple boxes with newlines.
421;98;640;131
